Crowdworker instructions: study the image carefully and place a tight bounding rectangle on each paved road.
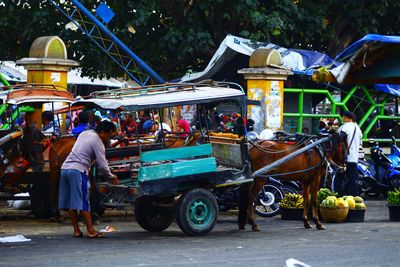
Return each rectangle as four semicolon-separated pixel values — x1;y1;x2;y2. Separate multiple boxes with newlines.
0;200;399;267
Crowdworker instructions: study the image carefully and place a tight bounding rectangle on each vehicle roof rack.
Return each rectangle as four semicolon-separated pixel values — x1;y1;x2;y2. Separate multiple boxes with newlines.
89;81;244;99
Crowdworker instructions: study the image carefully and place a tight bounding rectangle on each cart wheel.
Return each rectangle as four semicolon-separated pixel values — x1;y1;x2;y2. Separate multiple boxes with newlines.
175;188;218;236
134;203;174;232
29;182;52;218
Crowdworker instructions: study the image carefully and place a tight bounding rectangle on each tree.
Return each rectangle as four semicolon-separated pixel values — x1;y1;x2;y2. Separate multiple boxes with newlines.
1;0;400;81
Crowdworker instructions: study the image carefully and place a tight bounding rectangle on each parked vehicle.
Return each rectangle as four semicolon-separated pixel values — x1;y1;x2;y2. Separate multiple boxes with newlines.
359;139;400;197
79;82;254;236
386;136;400;167
254;179;300;217
0;84;76;218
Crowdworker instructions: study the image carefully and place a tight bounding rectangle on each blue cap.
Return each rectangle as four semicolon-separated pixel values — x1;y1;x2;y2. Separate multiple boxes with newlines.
143;120;154;130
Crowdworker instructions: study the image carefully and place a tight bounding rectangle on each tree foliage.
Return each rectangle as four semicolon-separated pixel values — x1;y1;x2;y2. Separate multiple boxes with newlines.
1;0;400;81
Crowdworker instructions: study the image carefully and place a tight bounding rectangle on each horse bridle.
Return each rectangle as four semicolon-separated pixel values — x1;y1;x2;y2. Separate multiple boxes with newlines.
323;133;347;170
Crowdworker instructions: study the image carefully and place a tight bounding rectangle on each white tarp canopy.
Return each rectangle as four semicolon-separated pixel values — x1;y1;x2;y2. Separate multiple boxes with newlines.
179;34;333;82
0;61;123;88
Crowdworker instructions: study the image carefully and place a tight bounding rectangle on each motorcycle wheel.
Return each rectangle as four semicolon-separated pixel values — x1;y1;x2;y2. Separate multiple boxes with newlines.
254;183;284;217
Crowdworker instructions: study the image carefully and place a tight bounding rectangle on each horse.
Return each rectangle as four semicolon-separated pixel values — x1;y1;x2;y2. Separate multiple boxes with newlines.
48;136;77;219
0;126;46;192
239;132;347;231
164;132;201;148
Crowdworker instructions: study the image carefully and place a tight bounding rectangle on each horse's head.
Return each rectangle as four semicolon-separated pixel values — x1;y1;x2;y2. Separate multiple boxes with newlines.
323;132;348;168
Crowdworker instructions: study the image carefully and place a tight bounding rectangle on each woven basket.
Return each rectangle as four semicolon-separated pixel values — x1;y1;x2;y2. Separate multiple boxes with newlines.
320;206;349;223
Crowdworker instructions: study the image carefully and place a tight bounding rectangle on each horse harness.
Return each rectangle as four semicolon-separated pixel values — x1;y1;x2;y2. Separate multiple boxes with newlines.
249;134;329;177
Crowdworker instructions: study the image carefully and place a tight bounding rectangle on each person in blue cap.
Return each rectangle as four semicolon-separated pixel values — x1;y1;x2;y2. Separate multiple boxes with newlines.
142;120;154;134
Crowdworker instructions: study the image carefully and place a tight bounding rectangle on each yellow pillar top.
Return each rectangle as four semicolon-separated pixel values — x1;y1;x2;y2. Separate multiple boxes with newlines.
17;36;79;71
29;36;68;59
238;48;293;80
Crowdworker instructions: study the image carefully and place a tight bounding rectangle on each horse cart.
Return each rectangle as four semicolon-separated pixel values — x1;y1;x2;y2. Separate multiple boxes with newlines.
68;82;254;236
0;82;340;235
0;84;75;217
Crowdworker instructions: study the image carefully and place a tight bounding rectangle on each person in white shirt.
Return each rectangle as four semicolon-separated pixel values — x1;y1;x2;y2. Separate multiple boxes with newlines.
338;111;362;196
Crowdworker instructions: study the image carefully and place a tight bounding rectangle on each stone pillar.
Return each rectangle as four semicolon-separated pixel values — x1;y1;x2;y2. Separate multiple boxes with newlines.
16;36;79;128
238;49;293;133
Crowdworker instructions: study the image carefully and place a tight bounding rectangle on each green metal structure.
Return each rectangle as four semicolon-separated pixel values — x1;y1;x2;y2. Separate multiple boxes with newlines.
0;73;10;87
283;84;400;141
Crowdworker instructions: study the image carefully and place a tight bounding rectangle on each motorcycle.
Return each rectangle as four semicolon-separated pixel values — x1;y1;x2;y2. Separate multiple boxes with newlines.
386;136;400;167
360;139;400;197
214;177;300;217
254;178;300;217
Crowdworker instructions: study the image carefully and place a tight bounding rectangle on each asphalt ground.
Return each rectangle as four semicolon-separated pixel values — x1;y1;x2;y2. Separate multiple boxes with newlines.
0;200;399;267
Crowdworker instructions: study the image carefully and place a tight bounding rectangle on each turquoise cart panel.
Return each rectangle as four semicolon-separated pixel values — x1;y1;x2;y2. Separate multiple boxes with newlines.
140;144;212;163
139;157;217;182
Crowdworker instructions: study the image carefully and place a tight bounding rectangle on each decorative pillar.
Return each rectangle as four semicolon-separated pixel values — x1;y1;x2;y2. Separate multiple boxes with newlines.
16;36;79;128
238;49;293;133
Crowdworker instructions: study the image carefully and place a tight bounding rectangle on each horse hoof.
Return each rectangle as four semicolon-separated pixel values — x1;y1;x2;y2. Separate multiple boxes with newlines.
304;224;312;229
317;225;326;230
239;225;246;230
252;226;261;232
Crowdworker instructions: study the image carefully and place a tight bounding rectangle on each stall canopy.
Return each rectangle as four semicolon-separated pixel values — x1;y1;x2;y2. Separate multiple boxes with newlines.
178;34;334;82
179;34;400;97
327;34;400;96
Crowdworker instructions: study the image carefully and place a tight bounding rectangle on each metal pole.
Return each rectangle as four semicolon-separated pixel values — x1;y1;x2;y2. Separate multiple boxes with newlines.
70;0;165;84
297;89;304;132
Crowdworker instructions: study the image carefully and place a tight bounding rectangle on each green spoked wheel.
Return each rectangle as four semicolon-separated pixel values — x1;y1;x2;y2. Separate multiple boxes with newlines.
175;188;218;236
135;203;174;232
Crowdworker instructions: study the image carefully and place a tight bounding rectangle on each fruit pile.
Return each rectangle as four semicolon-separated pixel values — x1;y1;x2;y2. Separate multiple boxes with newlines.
279;193;304;208
343;195;366;209
320;195;366;209
318;188;338;205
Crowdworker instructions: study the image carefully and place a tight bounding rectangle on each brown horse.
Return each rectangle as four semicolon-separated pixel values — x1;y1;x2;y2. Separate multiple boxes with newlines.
48;136;77;218
239;133;347;231
164;132;201;148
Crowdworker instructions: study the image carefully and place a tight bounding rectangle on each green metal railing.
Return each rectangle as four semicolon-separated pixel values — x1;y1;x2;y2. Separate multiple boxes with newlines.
0;73;10;86
283;84;400;142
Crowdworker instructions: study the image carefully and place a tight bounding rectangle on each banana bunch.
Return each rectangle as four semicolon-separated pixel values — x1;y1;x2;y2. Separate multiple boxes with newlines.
279;193;304;208
318;187;338;205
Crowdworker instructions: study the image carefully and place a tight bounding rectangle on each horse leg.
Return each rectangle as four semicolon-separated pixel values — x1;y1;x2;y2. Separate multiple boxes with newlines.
49;168;63;222
311;175;325;230
248;181;264;232
302;184;312;228
238;183;249;230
